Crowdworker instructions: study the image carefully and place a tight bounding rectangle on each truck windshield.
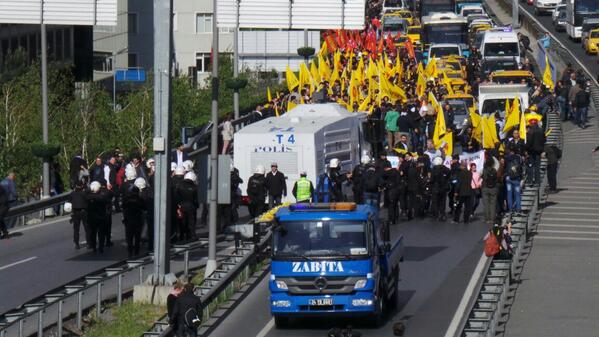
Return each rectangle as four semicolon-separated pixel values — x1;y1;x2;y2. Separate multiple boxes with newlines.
273;221;369;259
577;0;599;13
430;46;461;58
481;98;510;116
484;42;519;57
424;23;467;44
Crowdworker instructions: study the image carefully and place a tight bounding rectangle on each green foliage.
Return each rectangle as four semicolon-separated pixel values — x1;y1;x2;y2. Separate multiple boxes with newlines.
30;142;60;159
83;301;164;337
0;53;284;197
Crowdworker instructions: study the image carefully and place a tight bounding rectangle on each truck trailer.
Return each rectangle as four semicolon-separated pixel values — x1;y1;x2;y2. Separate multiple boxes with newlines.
233;104;370;203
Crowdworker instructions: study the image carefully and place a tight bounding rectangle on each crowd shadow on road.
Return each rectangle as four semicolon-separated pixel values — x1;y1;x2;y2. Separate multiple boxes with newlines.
402;246;447;262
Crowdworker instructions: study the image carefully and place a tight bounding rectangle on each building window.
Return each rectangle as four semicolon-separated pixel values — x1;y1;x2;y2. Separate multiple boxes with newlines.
93;51;113;72
128;53;138;68
128;13;138;34
195;53;211;73
195;14;212;33
219;27;235;33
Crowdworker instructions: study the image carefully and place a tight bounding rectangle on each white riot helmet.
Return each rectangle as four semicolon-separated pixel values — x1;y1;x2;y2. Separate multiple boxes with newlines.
146;158;155;169
361;154;371;165
182;160;194;172
170;162;177;171
134;177;147;190
90;181;101;193
174;166;186;176
63;202;72;213
184;172;197;183
255;165;265;175
329;158;340;169
125;166;137;181
433;156;444;166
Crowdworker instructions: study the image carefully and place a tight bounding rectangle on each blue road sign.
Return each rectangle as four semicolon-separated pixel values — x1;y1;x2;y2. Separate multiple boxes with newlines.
115;69;146;82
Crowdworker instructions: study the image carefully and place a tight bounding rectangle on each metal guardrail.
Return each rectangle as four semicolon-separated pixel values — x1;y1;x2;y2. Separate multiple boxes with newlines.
0;239;214;337
6;192;70;219
142;223;272;337
456;103;562;337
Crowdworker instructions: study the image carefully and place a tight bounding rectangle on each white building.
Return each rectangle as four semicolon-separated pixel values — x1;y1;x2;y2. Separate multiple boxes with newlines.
93;0;318;83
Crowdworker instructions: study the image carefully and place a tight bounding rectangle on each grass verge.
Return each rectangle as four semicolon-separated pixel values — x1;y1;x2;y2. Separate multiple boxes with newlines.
83;301;165;337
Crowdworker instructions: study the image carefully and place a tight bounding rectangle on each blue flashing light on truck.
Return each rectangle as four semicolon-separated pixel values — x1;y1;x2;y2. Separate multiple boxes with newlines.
268;203;405;328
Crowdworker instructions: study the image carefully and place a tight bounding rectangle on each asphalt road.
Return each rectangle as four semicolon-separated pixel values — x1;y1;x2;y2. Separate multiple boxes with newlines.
208;212;488;337
518;1;599;79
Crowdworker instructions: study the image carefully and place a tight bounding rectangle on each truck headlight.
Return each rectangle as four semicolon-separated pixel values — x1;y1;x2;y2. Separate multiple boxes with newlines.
354;279;368;289
275;280;288;290
352;299;373;306
272;300;291;307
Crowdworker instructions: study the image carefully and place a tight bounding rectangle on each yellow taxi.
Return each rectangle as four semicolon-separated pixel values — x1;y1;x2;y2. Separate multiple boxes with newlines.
489;70;535;87
386;9;415;25
444;93;476;112
584;28;599;54
407;25;421;45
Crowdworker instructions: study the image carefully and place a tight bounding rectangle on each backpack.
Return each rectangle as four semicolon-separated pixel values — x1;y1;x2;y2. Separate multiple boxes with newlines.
184;307;202;329
484;231;501;257
362;168;379;192
507;156;522;180
483;168;497;188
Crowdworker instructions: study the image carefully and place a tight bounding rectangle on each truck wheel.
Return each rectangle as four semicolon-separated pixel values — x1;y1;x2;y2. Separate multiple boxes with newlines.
274;316;289;329
367;298;384;328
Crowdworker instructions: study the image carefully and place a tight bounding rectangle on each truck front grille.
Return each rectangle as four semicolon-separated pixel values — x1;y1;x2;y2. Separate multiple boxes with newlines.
279;276;361;295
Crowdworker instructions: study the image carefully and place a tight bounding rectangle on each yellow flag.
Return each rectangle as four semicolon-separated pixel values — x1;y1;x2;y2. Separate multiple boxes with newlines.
519;108;527;143
299;62;313;93
482;115;499;149
285;65;299;92
545;127;553;137
503;98;520;133
470;110;483;143
441;131;453;157
318;55;331;82
442;72;454;95
543;54;554;91
416;73;426;98
334;50;342;72
267;87;272;102
288;99;297;111
417;62;425;76
505;99;510;118
366;59;377;81
358;93;371;111
275;105;280;117
432;105;446;148
425;57;437;78
318;41;328;58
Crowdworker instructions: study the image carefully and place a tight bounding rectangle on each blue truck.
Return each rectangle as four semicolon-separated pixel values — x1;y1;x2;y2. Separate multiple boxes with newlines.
269;203;405;327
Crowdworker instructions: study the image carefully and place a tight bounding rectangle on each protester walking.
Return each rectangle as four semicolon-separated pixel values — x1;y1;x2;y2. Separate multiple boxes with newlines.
170;283;202;337
70;181;89;249
482;159;499;224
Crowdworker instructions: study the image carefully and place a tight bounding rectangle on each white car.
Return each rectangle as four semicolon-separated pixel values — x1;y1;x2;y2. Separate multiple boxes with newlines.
551;4;566;21
533;0;560;15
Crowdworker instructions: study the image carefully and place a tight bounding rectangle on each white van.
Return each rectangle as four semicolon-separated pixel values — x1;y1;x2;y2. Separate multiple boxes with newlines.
233;104;370;203
480;31;521;65
478;84;530;118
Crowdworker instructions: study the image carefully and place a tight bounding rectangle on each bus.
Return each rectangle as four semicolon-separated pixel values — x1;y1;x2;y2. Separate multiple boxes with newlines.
420;0;455;17
565;0;599;40
421;12;468;51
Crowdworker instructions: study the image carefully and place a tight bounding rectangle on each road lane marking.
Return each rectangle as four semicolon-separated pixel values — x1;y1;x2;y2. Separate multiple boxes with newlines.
545;206;599;210
541;218;599;222
256;318;274;337
444;253;489;337
543;212;599;216
540;230;599;235
536;236;599;242
0;256;37;271
541;224;599;229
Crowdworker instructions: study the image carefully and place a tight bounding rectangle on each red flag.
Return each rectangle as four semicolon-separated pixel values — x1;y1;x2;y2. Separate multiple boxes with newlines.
377;35;384;54
325;33;337;53
371;18;381;30
385;32;395;51
405;38;416;60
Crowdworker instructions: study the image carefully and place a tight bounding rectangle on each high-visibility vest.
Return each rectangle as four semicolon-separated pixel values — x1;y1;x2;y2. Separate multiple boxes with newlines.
295;177;312;202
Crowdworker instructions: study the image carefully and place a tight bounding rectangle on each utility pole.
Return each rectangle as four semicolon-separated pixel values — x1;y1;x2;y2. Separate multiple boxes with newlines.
233;0;240;119
152;0;173;284
512;0;519;29
206;0;220;277
41;22;50;199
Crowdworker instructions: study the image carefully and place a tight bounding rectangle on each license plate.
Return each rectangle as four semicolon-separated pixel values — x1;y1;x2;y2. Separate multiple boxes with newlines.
309;298;333;306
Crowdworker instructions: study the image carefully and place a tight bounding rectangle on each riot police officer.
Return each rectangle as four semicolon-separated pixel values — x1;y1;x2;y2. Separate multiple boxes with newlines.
430;157;451;221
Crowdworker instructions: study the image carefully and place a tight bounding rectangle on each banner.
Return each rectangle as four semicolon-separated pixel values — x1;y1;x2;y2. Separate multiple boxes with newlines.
442;150;485;173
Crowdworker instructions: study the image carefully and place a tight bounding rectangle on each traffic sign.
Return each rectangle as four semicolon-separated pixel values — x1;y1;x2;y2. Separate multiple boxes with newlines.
115;69;146;82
